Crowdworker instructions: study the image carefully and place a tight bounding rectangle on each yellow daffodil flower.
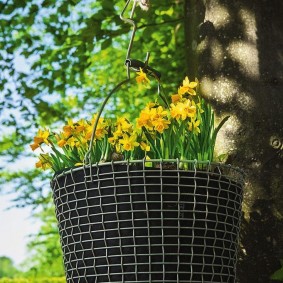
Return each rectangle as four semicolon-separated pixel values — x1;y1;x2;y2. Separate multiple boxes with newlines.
146;102;156;109
75;119;87;133
63;119;75;138
183;99;197;118
179;76;198;96
58;139;67;147
188;118;201;134
137;109;153;129
95;127;107;140
66;136;78;147
136;68;150;86
91;114;105;126
30;143;40;151
170;99;196;121
119;135;139;151
170;102;186;120
116;117;132;133
35;154;52;170
140;141;150;152
171;93;182;104
108;136;116;145
151;106;168;120
33;129;49;145
30;129;50;151
152;118;171;133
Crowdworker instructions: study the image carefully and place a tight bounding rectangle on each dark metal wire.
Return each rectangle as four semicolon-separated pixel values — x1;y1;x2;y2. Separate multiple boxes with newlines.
83;78;130;165
52;159;244;283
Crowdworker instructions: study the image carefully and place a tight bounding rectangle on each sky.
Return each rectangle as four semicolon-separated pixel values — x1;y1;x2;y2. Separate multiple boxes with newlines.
0;192;41;268
0;54;42;269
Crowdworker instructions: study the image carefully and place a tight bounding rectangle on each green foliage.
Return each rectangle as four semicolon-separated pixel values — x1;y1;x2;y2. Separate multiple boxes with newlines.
191;98;230;161
271;260;283;281
0;0;198;277
0;257;20;278
21;203;64;277
0;278;65;283
0;0;185;204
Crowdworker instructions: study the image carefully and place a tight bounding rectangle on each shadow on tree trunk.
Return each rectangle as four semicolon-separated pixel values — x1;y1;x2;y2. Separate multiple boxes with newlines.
197;0;283;282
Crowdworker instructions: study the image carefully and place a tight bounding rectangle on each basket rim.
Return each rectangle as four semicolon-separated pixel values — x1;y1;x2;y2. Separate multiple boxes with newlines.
51;159;245;182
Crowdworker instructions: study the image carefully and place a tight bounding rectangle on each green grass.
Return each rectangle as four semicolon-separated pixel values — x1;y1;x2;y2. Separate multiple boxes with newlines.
0;278;65;283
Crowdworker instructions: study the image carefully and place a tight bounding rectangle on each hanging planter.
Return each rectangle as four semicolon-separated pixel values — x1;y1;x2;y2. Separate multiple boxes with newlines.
51;160;244;282
30;1;245;282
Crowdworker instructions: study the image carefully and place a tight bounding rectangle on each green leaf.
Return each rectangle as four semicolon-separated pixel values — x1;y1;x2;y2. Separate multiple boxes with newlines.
271;266;283;281
101;37;112;50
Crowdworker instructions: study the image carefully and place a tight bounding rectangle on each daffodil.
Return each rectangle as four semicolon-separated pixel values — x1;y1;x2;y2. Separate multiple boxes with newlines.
90;114;105;126
30;143;40;151
58;139;67;147
75;119;87;133
66;136;78;147
136;68;150;86
34;129;49;145
36;154;52;170
171;93;182;104
179;76;198;96
31;75;224;172
170;99;196;121
183;99;197;118
170;102;187;120
85;118;108;141
152;118;171;133
151;106;168;120
188;118;201;135
116;117;132;133
63;119;74;138
140;141;150;152
95;127;108;140
146;102;156;109
137;108;153;129
119;135;139;151
30;129;50;151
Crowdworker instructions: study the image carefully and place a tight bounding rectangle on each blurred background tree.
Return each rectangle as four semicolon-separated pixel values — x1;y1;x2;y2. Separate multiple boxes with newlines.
0;256;20;278
0;0;282;282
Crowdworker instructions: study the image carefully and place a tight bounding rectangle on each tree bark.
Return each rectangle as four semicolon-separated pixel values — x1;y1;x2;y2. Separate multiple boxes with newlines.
195;0;283;282
183;0;205;78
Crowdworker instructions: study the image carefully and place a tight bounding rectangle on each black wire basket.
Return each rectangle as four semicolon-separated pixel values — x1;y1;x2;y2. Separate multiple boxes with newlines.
51;159;244;283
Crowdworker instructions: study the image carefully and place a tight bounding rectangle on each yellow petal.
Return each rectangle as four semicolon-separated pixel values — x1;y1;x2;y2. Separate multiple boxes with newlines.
188;81;198;88
182;76;190;86
30;143;39;151
58;139;67;147
35;160;42;168
188;89;196;96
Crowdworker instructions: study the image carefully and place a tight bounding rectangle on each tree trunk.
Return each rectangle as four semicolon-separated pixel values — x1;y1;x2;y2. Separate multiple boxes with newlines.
188;0;283;282
183;0;205;78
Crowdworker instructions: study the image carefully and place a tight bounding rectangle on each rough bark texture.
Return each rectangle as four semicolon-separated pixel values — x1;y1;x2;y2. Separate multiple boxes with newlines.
184;0;205;78
191;0;283;282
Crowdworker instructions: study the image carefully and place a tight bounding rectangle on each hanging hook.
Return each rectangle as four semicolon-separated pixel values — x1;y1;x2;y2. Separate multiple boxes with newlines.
120;0;161;80
120;0;138;61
